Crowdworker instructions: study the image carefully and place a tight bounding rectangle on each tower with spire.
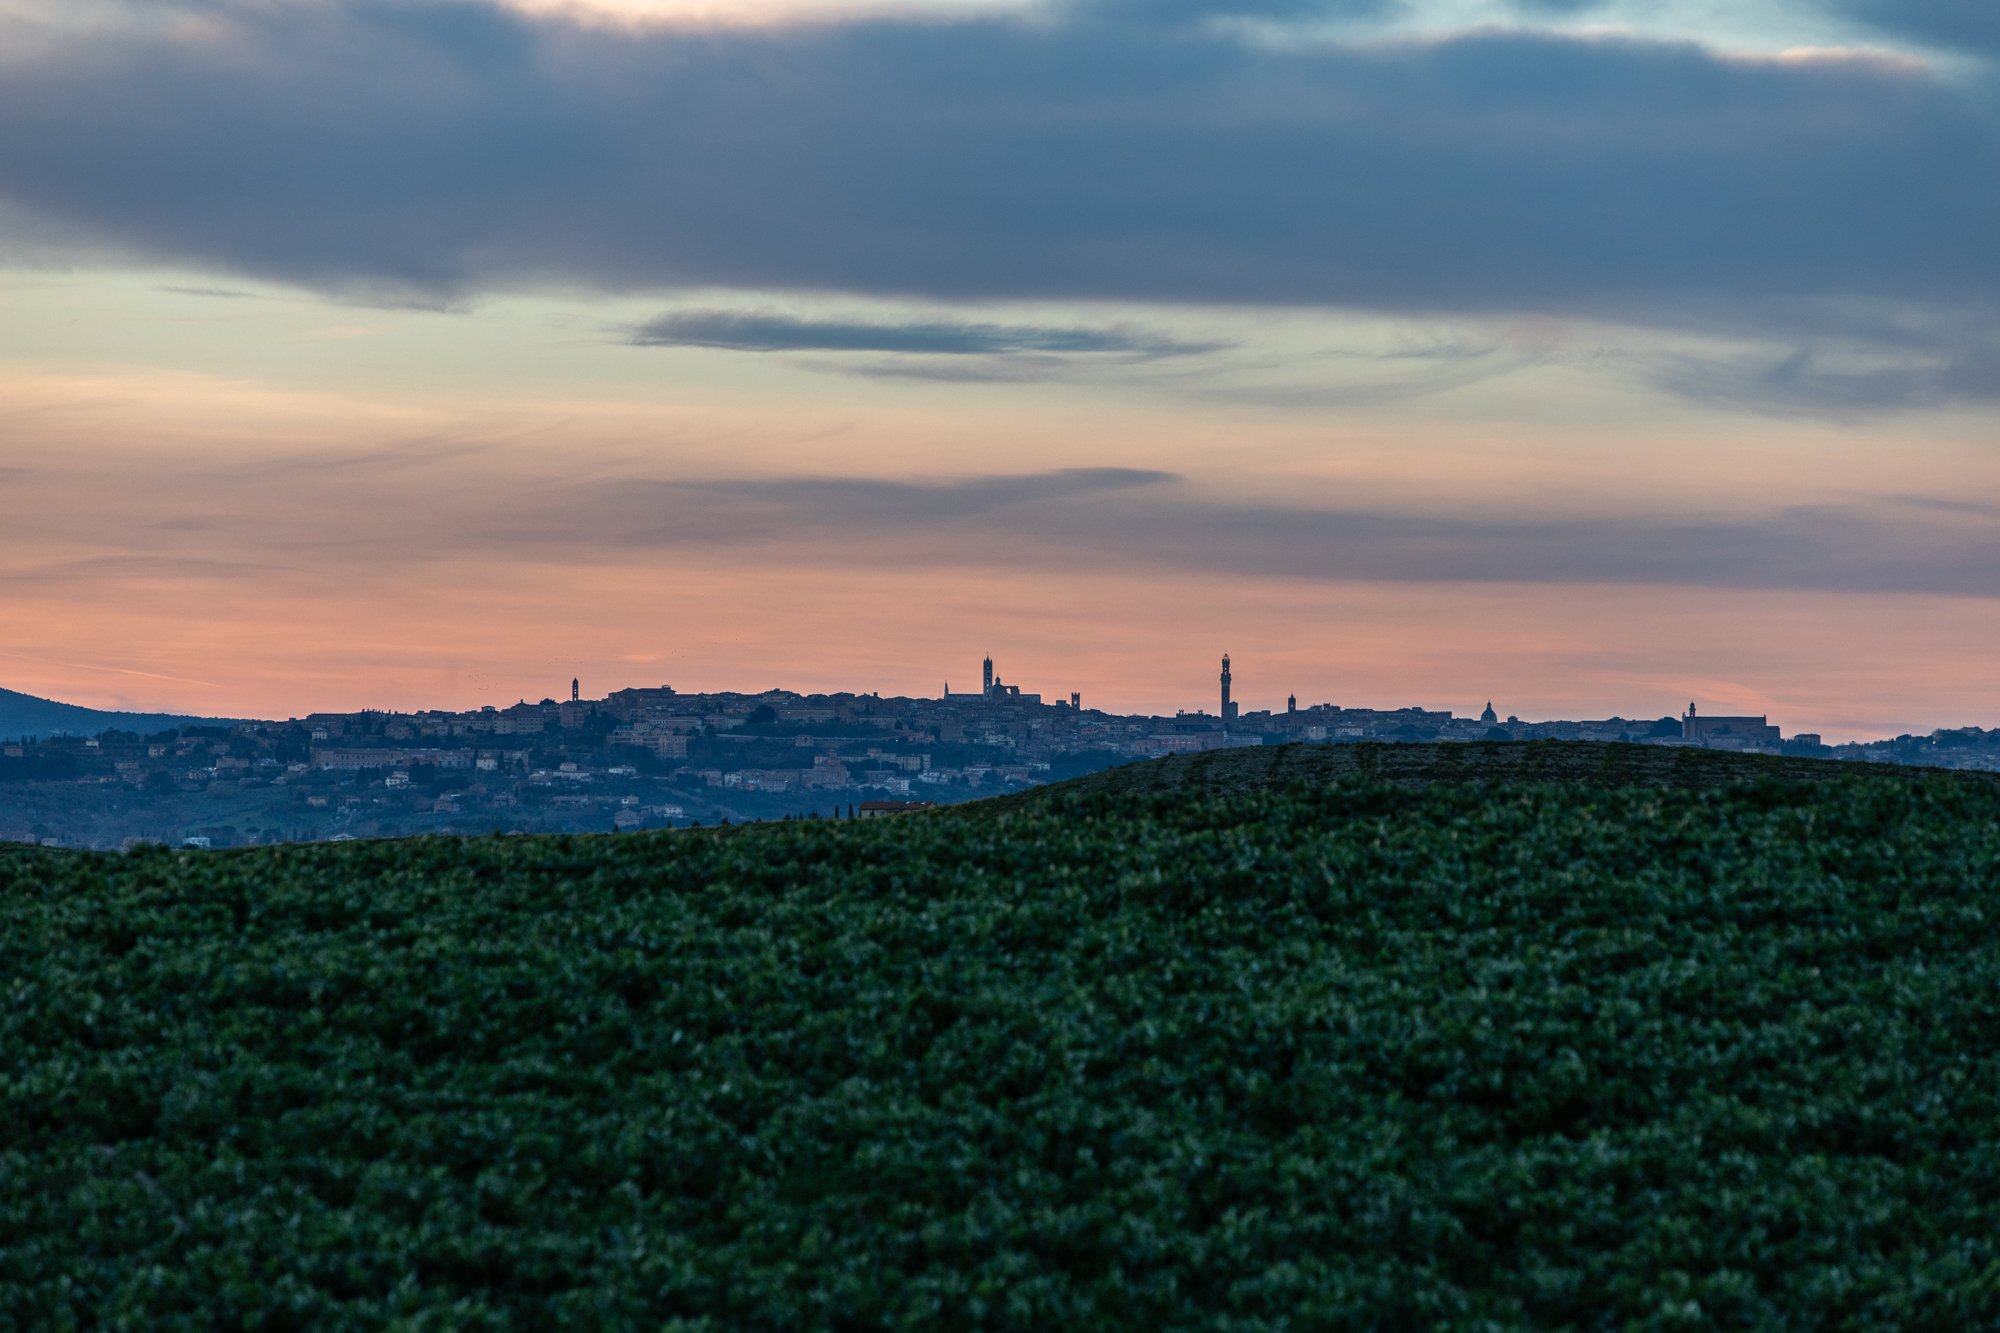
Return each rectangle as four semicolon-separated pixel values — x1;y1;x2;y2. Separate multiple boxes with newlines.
1220;653;1238;725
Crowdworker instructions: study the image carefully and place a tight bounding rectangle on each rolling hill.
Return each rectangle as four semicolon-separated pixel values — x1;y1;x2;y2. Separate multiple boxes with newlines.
0;686;234;742
1010;737;1994;802
4;744;1998;1327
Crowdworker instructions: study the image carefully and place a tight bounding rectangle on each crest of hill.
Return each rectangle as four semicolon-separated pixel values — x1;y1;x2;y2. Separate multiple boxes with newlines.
5;750;2000;1323
1003;739;1997;806
0;687;233;743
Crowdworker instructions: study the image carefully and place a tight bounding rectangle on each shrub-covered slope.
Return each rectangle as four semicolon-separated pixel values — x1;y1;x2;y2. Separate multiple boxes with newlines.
1015;738;1991;804
5;764;2000;1328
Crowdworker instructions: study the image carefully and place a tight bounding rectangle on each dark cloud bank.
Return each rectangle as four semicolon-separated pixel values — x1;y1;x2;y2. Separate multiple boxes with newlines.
24;452;1997;598
546;468;2000;598
1838;0;2000;57
1;0;1995;336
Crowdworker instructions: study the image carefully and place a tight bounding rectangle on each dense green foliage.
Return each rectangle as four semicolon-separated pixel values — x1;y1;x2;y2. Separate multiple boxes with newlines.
1014;738;1992;804
5;757;2000;1328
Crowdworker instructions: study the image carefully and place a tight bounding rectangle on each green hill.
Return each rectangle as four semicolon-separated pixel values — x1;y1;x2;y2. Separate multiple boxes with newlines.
5;747;1999;1328
0;685;231;743
1015;737;1985;803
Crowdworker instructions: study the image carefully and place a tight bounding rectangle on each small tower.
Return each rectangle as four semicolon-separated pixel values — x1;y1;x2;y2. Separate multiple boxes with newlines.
1071;691;1081;711
983;654;994;698
571;677;580;703
1287;693;1297;713
1220;653;1237;725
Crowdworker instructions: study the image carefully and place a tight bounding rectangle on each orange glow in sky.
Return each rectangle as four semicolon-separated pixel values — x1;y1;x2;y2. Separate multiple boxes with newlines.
3;320;1995;741
2;0;1996;744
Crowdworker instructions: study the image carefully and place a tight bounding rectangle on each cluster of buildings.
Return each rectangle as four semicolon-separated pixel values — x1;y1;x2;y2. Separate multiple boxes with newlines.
6;651;1984;850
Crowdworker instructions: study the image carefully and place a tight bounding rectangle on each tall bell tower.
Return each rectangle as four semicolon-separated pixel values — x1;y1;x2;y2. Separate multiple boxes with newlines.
1220;654;1237;725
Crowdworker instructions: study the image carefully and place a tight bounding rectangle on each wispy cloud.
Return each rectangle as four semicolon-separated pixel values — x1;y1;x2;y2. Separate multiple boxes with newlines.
1074;0;1402;28
1648;335;2000;418
95;445;2000;598
8;435;2000;599
467;471;2000;598
1835;0;2000;58
630;310;1218;358
675;467;1178;518
0;649;222;690
1887;493;2000;520
1505;0;1607;14
157;283;261;300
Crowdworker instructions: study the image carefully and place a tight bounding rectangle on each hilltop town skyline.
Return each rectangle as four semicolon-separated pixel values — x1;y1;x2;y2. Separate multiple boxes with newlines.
12;653;2000;851
0;643;1976;750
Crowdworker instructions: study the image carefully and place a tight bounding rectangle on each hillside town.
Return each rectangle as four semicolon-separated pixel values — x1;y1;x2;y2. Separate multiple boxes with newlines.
2;656;1992;850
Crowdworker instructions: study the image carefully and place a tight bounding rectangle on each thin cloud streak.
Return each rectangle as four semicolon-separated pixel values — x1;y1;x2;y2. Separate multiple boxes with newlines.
8;445;1997;600
0;649;223;690
630;309;1218;357
537;474;2000;598
1651;345;2000;418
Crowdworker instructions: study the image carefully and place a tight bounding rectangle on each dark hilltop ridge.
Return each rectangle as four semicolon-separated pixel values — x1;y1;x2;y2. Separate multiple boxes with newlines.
5;742;1999;1327
0;686;231;743
1013;736;2000;804
8;672;1999;848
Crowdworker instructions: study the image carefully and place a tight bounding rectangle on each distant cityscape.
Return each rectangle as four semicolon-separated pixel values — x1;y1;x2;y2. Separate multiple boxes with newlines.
3;654;1996;851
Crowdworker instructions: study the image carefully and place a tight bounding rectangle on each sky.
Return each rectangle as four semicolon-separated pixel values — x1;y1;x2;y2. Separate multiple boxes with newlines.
1;0;1996;739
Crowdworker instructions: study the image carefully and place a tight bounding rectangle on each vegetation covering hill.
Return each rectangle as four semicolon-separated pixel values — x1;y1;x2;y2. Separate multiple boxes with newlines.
0;686;229;743
1016;737;1990;803
5;745;2000;1328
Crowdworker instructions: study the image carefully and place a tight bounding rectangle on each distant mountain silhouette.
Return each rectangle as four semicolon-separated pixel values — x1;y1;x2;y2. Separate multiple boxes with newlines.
0;687;235;742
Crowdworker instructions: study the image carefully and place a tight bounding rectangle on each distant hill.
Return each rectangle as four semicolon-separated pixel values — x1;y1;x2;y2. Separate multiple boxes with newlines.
1008;738;1994;804
0;687;233;742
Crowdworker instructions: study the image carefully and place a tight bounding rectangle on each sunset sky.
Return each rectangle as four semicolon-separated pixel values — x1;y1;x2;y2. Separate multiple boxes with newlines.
2;0;1996;738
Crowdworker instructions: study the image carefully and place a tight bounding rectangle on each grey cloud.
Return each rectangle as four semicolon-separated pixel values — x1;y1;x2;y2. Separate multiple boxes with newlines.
9;441;1999;596
1648;333;2000;418
215;436;495;482
815;327;1503;389
1887;493;2000;520
0;1;1994;346
1094;499;2000;597
1350;338;1503;362
12;554;299;584
1836;1;2000;57
513;470;2000;598
654;467;1179;527
153;281;458;312
1075;0;1402;26
630;310;1216;357
157;283;260;300
830;356;1124;384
